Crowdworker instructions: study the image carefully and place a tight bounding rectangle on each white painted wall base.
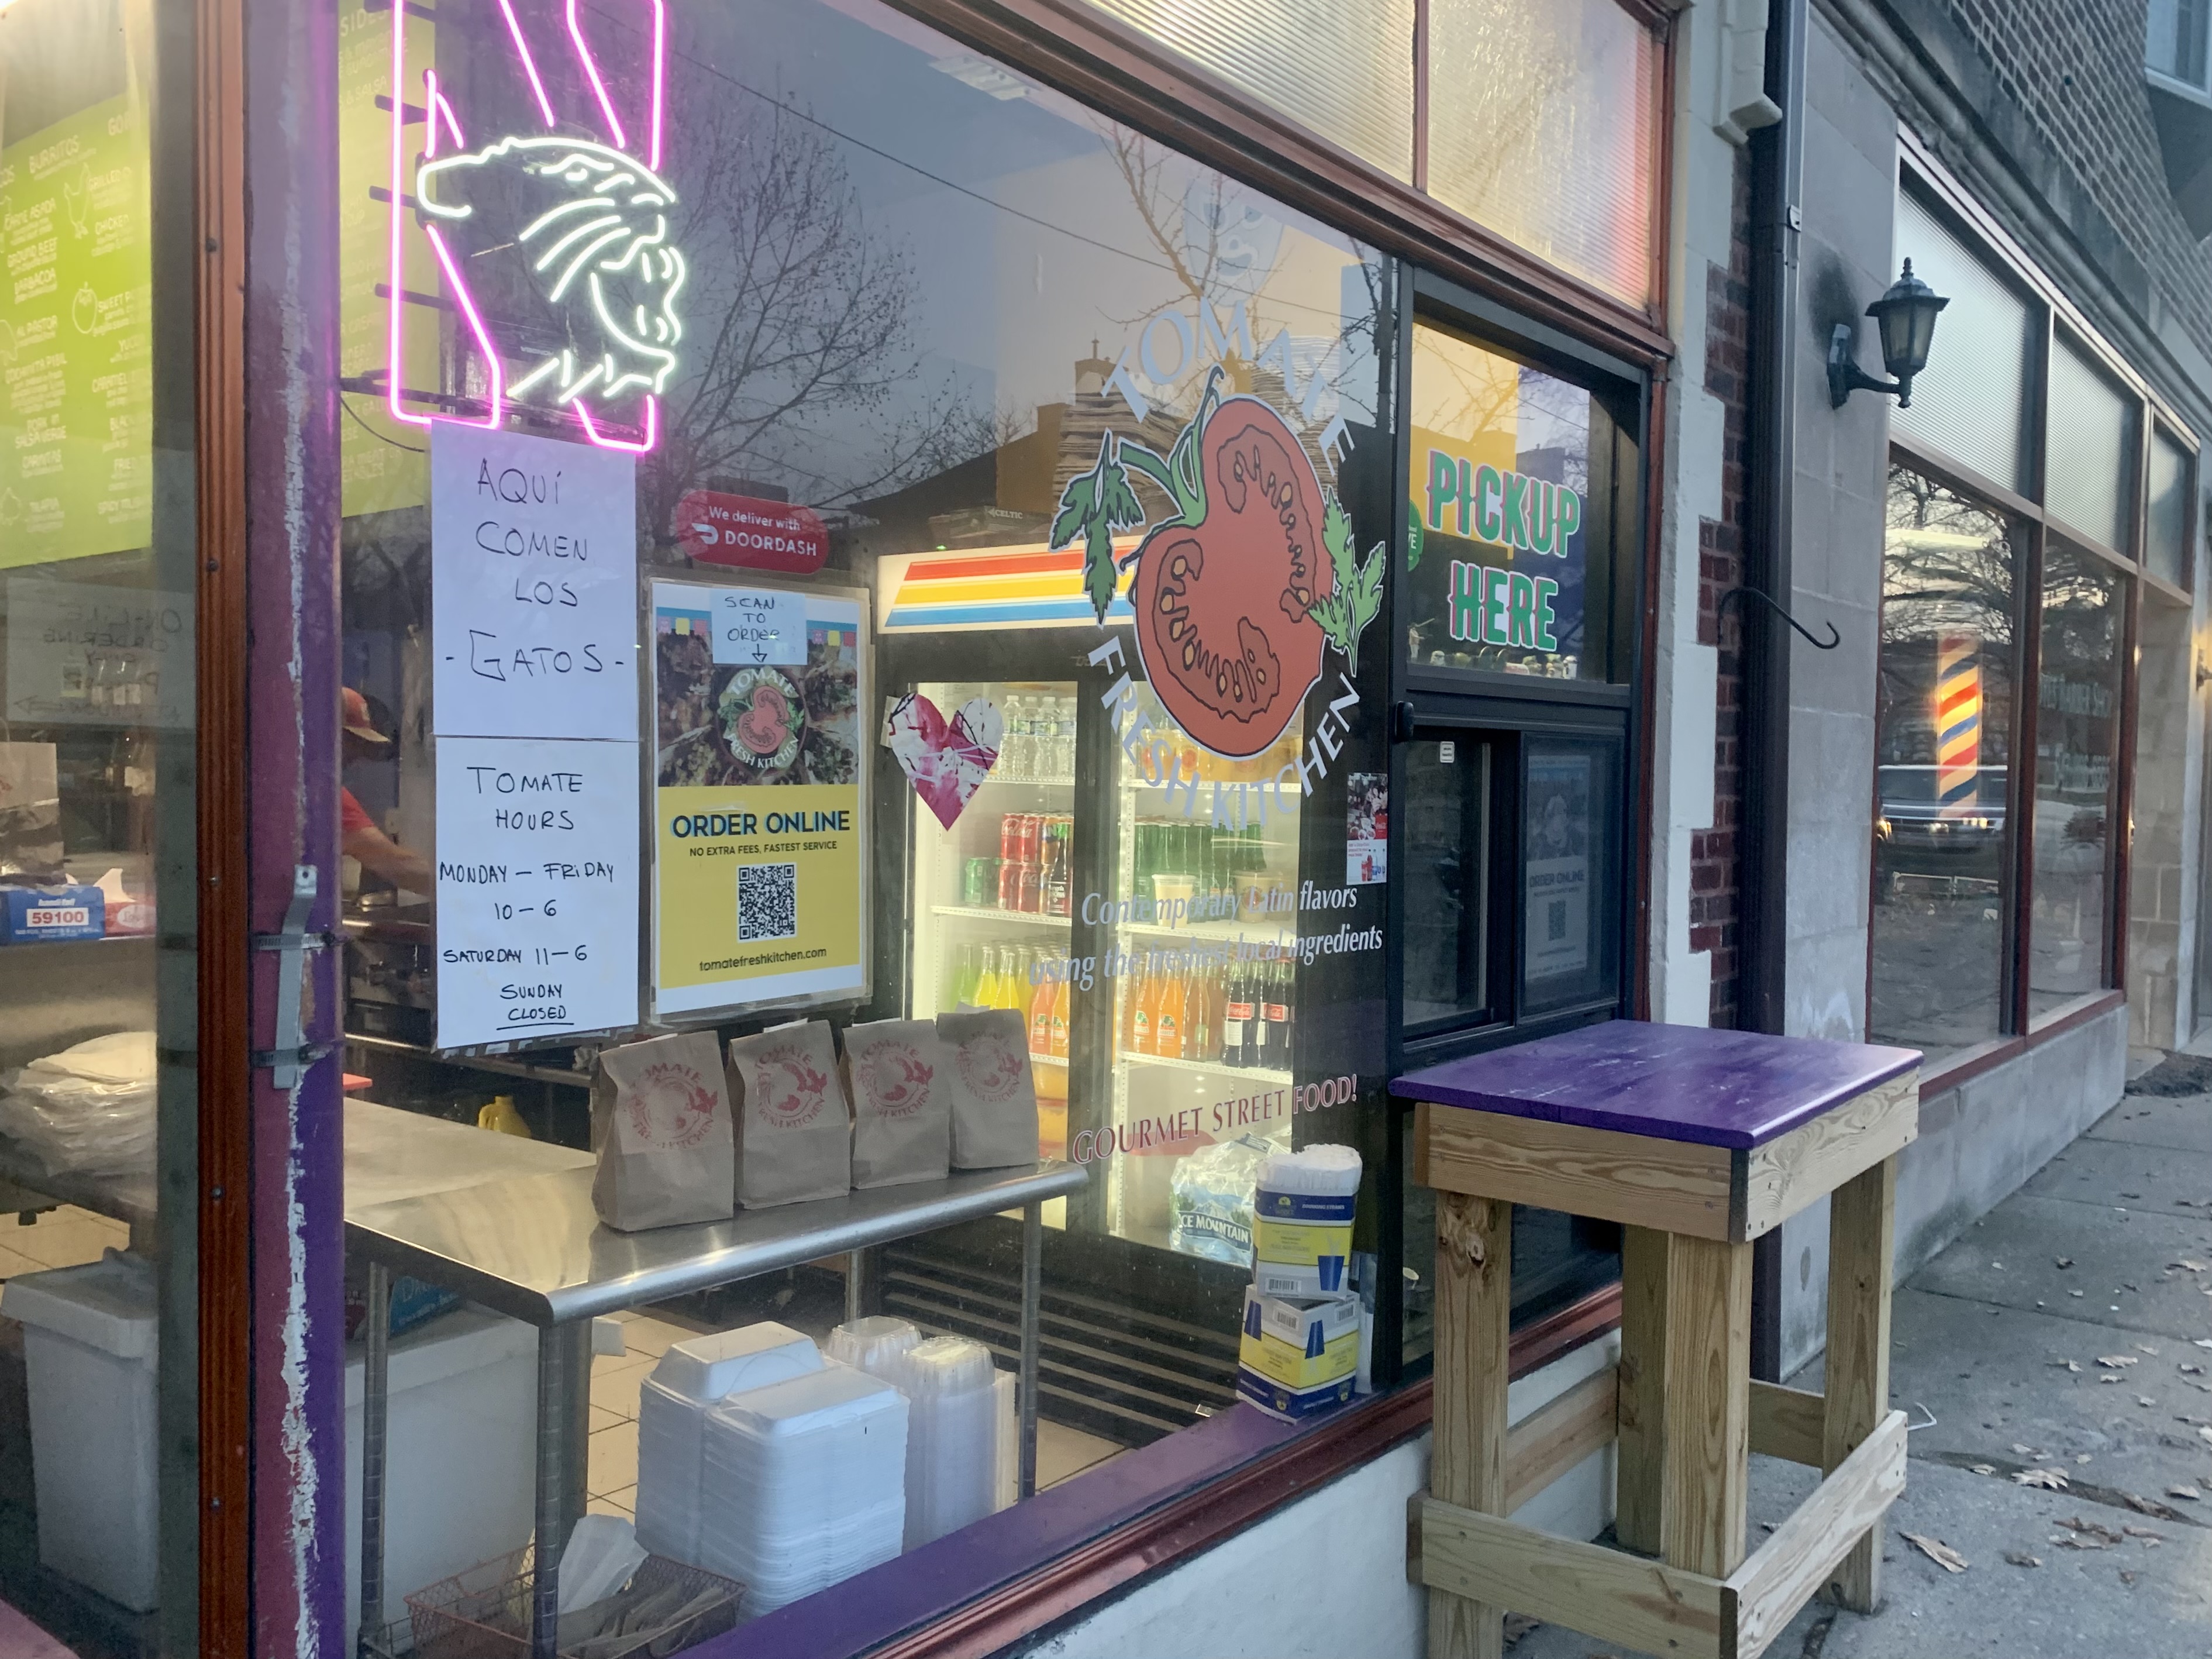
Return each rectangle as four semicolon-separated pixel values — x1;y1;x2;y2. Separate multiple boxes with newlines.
1018;1336;1620;1659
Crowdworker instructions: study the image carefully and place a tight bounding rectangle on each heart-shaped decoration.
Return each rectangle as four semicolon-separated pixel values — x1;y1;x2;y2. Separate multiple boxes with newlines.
884;692;1002;830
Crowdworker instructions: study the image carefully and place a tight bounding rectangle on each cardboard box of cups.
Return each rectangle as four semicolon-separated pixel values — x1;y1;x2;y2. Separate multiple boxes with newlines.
1235;1145;1365;1421
588;1007;1039;1231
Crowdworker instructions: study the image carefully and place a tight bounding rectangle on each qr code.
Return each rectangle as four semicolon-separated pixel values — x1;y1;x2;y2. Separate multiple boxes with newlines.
1546;899;1569;942
738;862;798;942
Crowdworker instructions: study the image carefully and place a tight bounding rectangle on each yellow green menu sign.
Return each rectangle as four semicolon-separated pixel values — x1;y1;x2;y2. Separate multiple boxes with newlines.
0;94;153;569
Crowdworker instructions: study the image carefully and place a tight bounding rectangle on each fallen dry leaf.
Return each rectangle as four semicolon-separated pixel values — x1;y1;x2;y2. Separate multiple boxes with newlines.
2123;1524;2166;1539
2135;1342;2162;1355
1502;1614;1538;1647
1969;1463;1996;1475
2121;1569;2139;1586
2056;1257;2075;1269
2138;1395;2157;1406
2053;1534;2110;1551
2176;1261;2208;1273
2100;1375;2123;1385
2169;1484;2203;1500
2097;1355;2141;1368
2014;1468;2069;1489
2077;1454;2094;1465
2193;1338;2212;1349
1903;1532;1968;1573
2061;1516;2125;1542
2012;1443;2043;1457
2200;1426;2212;1446
2052;1359;2084;1372
2069;1289;2086;1297
2183;1364;2207;1375
2003;1551;2042;1568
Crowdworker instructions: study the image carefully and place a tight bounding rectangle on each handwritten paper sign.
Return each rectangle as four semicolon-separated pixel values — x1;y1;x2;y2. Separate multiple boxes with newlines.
430;424;639;742
711;587;807;666
5;577;191;729
433;735;640;1047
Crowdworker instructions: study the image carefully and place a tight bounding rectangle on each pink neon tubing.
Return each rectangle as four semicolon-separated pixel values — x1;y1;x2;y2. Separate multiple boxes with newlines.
498;0;559;128
423;225;506;429
567;0;667;168
386;4;428;427
423;70;466;157
574;395;658;453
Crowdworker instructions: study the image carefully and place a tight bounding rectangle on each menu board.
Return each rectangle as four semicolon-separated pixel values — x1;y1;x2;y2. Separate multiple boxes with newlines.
430;423;640;1048
433;736;641;1045
651;579;869;1018
0;95;153;569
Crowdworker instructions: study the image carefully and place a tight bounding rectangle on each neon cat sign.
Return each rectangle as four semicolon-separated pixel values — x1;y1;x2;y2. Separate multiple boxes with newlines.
386;0;682;453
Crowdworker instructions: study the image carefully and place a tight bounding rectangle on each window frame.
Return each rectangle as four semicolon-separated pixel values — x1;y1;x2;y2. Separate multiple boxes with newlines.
1872;143;2194;1095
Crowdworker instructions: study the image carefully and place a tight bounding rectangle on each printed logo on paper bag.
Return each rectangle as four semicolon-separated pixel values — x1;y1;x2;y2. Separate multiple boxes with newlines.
625;1060;718;1149
756;1044;831;1128
884;691;1001;830
1049;369;1383;759
863;1041;935;1120
955;1028;1025;1103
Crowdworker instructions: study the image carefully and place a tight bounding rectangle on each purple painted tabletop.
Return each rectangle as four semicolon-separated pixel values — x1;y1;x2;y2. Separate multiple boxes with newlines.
1391;1021;1921;1150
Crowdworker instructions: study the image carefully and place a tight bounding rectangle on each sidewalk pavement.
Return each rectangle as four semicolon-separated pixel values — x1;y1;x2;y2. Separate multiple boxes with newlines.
1511;1067;2212;1659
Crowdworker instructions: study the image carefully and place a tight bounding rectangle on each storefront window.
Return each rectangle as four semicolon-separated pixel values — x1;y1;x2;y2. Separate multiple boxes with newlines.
1405;319;1625;682
332;0;1398;1640
2045;339;2137;555
2030;542;2125;1018
1892;190;2034;497
1871;465;2017;1063
1403;736;1495;1029
1425;0;1662;305
0;0;199;1647
2145;428;2192;590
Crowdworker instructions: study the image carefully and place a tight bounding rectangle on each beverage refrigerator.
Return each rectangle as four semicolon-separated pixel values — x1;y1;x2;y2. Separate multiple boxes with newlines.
867;546;1319;1445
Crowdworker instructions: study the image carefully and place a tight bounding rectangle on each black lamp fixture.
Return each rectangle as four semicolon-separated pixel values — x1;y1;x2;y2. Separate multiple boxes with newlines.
1827;259;1950;409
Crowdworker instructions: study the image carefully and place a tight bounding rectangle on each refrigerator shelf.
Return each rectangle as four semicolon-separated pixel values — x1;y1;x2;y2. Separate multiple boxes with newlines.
984;773;1075;789
1116;917;1296;946
1116;1051;1293;1088
931;904;1070;928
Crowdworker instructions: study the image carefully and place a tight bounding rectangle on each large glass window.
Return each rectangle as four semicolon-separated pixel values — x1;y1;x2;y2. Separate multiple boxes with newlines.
331;0;1401;1642
2045;339;2137;555
0;0;199;1648
1870;465;2017;1063
2145;428;2192;590
1892;190;2034;497
1425;0;1662;305
2030;543;2126;1018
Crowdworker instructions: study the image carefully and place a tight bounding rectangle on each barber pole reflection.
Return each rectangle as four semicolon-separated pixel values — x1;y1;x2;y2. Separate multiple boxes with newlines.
1935;631;1980;818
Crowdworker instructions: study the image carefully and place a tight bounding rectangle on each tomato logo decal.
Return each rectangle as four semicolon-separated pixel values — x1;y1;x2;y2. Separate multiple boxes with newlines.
625;1060;719;1149
1050;368;1383;759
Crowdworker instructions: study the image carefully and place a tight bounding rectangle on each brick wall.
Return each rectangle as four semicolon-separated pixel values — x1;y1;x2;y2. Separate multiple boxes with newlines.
1694;149;1754;1031
1942;0;2212;377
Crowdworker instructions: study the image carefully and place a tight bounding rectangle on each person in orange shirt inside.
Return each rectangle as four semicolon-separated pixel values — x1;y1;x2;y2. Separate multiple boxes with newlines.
341;687;432;893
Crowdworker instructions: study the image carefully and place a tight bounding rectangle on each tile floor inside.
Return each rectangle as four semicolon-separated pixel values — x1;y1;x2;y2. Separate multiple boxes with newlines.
0;1207;132;1281
584;1310;1128;1521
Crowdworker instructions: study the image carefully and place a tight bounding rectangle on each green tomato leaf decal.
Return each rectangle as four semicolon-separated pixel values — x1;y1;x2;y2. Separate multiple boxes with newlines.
1406;498;1425;573
1050;429;1146;622
1312;488;1385;674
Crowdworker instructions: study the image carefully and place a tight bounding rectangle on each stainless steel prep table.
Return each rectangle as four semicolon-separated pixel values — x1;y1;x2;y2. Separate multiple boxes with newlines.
344;1137;1086;1659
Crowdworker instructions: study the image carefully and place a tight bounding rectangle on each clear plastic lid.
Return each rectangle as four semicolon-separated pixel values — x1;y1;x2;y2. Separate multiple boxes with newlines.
895;1335;996;1398
1256;1143;1363;1196
826;1315;922;1376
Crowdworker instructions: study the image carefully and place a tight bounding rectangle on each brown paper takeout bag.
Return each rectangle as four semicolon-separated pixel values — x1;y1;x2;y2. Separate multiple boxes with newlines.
840;1018;952;1189
591;1031;736;1232
727;1020;852;1208
935;1008;1040;1171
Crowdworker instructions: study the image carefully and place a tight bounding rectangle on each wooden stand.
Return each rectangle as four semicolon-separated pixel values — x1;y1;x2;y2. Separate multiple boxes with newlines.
1397;1028;1918;1659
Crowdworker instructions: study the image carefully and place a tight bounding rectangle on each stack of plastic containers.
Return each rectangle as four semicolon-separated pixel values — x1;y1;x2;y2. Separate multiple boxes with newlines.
1238;1145;1365;1421
633;1323;821;1567
826;1315;922;1380
893;1337;1000;1548
697;1364;908;1612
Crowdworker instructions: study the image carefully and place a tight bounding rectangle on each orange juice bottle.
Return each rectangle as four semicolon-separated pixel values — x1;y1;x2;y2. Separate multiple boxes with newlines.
1131;965;1158;1055
1029;969;1055;1055
1155;968;1186;1059
1049;976;1070;1059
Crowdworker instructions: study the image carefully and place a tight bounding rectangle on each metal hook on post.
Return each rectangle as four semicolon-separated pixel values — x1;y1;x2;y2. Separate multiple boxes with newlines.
1715;584;1841;650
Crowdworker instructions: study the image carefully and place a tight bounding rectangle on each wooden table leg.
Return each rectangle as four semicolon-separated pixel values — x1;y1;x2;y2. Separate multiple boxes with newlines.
1429;1193;1511;1659
1822;1156;1896;1612
1614;1225;1670;1555
1659;1233;1752;1580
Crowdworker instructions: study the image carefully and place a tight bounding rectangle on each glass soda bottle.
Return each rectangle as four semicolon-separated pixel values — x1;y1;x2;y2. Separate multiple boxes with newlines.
1260;961;1292;1070
1049;975;1070;1059
1131;963;1158;1055
1155;966;1185;1059
1029;966;1055;1055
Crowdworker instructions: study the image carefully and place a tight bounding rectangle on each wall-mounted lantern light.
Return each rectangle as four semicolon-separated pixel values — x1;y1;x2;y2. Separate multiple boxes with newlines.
1828;260;1950;409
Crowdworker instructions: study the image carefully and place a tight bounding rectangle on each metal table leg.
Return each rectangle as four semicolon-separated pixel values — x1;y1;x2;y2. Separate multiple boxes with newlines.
530;1324;586;1659
1018;1200;1041;1500
845;1245;872;1322
357;1262;391;1659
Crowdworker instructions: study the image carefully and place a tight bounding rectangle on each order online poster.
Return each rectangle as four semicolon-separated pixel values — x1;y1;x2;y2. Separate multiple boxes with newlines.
652;579;868;1017
1524;752;1591;982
